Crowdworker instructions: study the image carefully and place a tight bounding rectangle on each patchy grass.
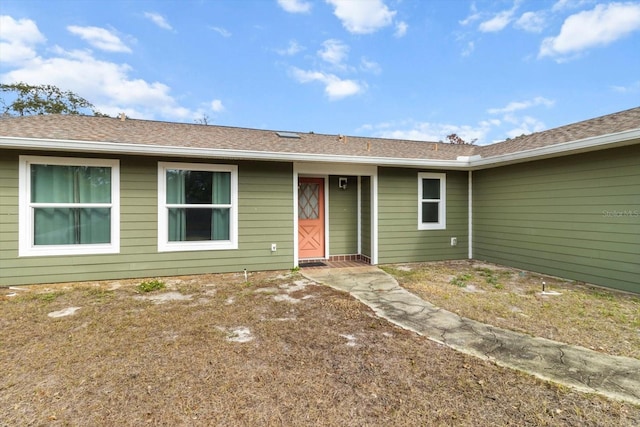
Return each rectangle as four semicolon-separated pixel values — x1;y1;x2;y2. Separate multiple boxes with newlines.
136;279;166;293
25;290;67;303
1;269;639;426
382;260;640;359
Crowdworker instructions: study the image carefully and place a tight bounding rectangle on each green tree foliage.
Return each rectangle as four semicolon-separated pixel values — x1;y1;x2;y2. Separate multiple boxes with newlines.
0;82;102;116
446;133;476;145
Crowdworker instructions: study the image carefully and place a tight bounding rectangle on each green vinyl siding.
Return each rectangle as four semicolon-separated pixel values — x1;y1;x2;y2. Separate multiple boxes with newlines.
328;176;358;255
378;168;468;263
0;151;19;269
0;153;294;286
473;144;640;293
361;176;371;257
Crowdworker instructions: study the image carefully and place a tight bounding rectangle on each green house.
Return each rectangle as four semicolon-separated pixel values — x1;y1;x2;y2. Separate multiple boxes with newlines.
1;107;639;292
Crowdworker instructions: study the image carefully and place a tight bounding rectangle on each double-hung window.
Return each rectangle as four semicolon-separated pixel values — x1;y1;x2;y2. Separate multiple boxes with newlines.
158;162;238;252
19;156;120;256
418;172;446;230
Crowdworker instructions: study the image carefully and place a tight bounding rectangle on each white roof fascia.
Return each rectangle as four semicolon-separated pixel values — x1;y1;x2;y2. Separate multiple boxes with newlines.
469;128;640;169
0;136;470;169
4;127;637;171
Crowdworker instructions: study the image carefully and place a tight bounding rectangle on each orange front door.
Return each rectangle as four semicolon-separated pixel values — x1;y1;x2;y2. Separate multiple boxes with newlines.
298;177;325;259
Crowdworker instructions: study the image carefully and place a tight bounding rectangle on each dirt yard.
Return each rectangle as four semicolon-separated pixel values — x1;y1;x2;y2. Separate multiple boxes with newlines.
1;263;639;426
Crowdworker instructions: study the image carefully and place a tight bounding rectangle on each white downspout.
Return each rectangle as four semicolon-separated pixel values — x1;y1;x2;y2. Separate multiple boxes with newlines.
293;166;299;267
357;176;362;255
468;170;473;260
372;172;379;265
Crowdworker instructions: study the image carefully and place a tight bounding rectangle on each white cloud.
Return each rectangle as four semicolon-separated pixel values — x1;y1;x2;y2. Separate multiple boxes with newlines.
611;80;640;93
504;115;547;138
290;67;363;100
0;15;45;45
515;11;546;33
360;57;381;74
368;96;554;144
277;40;304;56
551;0;593;12
479;8;516;32
67;26;131;53
374;120;493;144
210;26;231;38
318;39;349;65
485;97;553;140
488;96;555;114
277;0;312;14
476;1;524;33
0;16;46;64
552;0;572;12
366;114;546;145
210;99;225;112
363;98;552;144
0;42;194;120
394;21;408;38
326;0;396;34
540;3;640;59
144;12;173;30
461;41;475;57
324;78;363;99
460;3;482;27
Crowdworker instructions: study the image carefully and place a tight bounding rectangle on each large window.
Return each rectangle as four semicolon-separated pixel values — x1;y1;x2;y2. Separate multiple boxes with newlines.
19;156;120;256
158;162;237;252
418;172;446;230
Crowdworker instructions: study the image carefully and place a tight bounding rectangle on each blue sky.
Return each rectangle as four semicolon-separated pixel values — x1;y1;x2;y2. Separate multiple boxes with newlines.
1;0;639;145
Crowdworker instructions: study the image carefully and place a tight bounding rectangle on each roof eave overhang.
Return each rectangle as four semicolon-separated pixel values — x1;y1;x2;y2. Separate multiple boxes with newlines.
1;127;638;171
0;136;469;169
468;129;640;170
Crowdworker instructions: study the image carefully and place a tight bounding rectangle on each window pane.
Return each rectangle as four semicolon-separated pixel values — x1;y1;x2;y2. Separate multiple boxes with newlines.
169;208;211;241
34;208;111;245
422;178;440;200
298;183;319;219
421;202;439;223
166;169;185;204
166;170;213;204
166;170;231;205
185;171;213;204
31;165;111;203
212;208;230;240
212;172;231;204
168;208;230;241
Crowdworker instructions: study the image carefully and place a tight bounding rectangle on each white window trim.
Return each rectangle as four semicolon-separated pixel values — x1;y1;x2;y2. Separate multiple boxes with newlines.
157;162;238;252
418;172;446;230
18;155;120;257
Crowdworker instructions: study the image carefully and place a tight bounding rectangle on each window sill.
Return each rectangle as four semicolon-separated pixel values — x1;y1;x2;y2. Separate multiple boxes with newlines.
158;241;238;252
19;244;120;257
418;224;446;231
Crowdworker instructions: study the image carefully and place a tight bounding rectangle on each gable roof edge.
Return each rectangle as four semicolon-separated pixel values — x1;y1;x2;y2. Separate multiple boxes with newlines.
469;128;640;169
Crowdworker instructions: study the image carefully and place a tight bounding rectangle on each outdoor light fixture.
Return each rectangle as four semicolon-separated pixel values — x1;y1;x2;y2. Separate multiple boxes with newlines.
338;177;348;190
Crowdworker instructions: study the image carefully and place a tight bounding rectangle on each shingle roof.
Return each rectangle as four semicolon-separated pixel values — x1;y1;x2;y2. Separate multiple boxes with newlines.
477;106;640;157
0;114;474;161
1;106;639;163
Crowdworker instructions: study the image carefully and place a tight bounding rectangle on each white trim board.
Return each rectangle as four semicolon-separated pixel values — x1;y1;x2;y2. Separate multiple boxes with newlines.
293;162;379;266
2;129;639;171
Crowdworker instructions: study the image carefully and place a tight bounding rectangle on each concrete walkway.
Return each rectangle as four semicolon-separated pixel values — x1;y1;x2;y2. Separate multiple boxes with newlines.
301;266;640;406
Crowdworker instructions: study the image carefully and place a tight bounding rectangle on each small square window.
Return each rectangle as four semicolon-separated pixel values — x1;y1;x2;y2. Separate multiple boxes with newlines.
418;173;446;230
421;202;440;223
422;178;440;200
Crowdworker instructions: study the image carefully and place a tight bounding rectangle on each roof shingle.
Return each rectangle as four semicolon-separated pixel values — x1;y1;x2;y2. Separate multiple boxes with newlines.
1;106;639;162
477;106;640;157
